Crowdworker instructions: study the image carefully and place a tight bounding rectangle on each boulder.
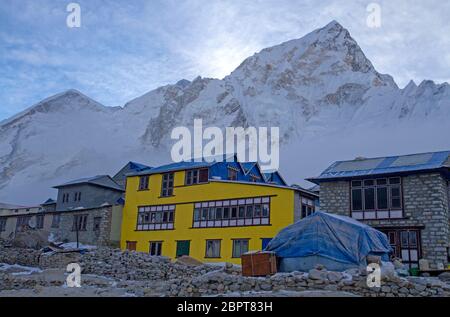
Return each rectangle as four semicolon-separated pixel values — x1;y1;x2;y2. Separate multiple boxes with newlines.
438;272;450;282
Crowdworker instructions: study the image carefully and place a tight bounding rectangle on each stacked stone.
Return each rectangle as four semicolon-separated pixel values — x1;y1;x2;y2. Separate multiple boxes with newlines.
78;248;219;281
167;265;450;297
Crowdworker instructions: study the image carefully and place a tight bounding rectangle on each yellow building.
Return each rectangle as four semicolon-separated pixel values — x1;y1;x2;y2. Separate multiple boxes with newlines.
120;157;317;263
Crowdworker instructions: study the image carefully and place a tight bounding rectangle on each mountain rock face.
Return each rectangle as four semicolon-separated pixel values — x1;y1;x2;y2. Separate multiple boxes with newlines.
1;21;449;204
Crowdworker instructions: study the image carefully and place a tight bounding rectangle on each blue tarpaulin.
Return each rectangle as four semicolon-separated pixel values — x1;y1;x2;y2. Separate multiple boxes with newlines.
265;211;392;271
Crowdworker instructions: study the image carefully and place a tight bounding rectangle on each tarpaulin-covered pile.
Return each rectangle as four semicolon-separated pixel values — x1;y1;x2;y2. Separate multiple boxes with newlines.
265;211;392;272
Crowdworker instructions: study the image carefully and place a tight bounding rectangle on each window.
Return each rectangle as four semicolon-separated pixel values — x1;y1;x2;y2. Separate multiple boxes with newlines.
185;169;209;185
51;214;61;228
232;239;249;258
136;205;175;231
380;228;421;269
161;173;174;197
139;176;149;190
16;216;31;231
249;175;260;182
36;215;44;229
227;168;238;181
301;198;315;218
205;240;221;258
72;214;88;231
126;241;137;251
149;241;163;256
351;177;403;220
0;218;6;232
73;192;82;202
192;197;271;228
62;193;70;203
93;217;102;235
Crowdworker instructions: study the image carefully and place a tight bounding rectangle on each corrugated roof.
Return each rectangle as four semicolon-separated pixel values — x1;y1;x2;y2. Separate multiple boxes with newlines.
129;154;236;176
54;175;124;191
308;150;450;183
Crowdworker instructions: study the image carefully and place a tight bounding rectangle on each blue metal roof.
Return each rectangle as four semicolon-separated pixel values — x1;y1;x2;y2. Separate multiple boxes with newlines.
128;161;152;172
308;150;450;183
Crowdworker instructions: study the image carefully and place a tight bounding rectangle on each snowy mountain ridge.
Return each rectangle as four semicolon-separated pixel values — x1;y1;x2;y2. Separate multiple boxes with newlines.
1;21;449;204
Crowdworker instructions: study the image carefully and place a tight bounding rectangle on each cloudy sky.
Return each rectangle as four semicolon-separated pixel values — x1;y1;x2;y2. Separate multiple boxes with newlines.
0;0;449;120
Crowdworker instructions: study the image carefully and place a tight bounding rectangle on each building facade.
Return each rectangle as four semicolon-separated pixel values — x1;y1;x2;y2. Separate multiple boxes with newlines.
121;156;317;263
0;203;51;240
308;151;450;270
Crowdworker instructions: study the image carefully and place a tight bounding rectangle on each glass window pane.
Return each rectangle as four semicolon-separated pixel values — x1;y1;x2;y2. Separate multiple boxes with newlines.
364;180;374;187
238;206;245;218
409;232;418;247
199;169;209;183
377;187;388;209
351;180;362;187
262;204;269;217
231;207;237;219
194;209;200;221
364;188;375;210
223;207;230;219
208;208;215;220
401;231;409;247
352;189;363;210
246;205;253;218
215;207;223;219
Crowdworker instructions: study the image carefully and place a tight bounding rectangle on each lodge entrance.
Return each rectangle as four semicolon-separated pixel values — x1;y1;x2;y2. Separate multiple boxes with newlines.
379;228;422;269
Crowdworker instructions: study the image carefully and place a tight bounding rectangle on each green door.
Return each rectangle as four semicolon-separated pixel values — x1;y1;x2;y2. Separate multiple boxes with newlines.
176;240;190;257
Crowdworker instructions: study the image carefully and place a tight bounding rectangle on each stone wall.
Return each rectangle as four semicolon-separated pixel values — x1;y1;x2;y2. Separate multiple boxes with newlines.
319;173;450;269
49;206;115;246
318;181;350;215
1;245;449;297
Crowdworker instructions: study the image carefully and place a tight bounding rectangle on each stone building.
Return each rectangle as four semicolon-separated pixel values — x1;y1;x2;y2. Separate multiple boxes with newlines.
46;162;151;247
0;203;51;240
308;150;450;270
48;175;126;246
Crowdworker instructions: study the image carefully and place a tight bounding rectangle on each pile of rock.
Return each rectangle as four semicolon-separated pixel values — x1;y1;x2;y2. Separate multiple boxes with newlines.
78;248;219;281
0;245;41;267
1;245;449;297
166;264;450;297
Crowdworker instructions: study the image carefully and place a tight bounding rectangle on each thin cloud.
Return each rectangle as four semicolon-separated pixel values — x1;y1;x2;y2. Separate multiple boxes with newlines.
0;0;449;119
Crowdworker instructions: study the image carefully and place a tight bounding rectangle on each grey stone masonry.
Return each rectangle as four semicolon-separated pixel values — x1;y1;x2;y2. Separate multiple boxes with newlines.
320;173;450;269
319;181;350;215
49;206;115;246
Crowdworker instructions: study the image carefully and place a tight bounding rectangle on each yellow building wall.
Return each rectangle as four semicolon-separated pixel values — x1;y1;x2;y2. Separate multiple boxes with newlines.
120;171;296;264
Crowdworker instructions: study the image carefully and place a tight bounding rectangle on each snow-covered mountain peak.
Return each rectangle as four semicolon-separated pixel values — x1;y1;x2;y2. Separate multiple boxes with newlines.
0;20;449;204
0;89;108;129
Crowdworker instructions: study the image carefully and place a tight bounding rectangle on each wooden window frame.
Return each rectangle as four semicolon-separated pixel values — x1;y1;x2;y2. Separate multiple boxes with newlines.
72;214;88;232
232;239;250;258
300;197;315;219
138;175;150;191
136;205;176;231
126;241;137;251
205;239;221;258
149;241;163;256
185;168;209;186
161;173;174;197
191;197;271;228
350;177;404;219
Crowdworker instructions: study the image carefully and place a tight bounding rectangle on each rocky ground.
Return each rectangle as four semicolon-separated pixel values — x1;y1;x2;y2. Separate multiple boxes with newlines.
1;244;450;297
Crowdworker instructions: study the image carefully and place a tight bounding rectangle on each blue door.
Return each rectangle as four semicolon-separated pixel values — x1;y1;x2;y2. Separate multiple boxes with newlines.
261;238;272;250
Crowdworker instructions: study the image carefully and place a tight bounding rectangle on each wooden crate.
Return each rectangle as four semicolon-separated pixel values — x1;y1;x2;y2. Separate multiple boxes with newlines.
241;252;277;277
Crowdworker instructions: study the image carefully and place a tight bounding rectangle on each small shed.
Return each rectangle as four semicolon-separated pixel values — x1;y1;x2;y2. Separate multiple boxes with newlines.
265;211;392;272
